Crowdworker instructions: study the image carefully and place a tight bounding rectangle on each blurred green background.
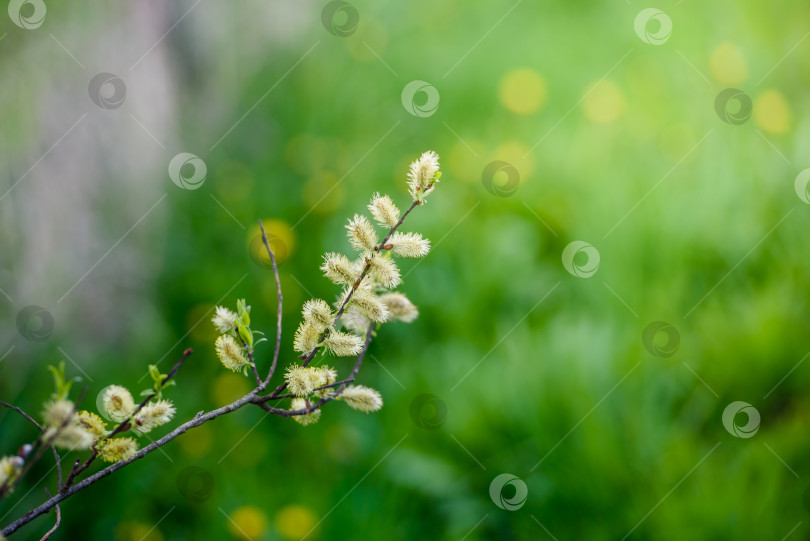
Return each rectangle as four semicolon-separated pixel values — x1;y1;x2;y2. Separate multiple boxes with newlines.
2;0;810;539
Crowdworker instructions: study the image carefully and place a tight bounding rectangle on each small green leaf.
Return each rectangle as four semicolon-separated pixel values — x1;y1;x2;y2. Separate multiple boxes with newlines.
238;324;253;347
236;299;251;327
148;364;162;383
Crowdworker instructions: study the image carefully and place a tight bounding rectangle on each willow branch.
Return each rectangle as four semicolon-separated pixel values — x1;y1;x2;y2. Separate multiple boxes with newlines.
258;219;283;390
0;402;42;432
255;325;373;413
38;489;60;541
0;389;86;500
62;349;193;492
264;200;419;400
2;388;259;537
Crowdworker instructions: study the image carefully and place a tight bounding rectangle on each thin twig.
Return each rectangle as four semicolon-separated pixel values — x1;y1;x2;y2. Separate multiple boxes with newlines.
1;389;87;500
267;378;356;400
0;401;62;491
258;220;283;390
39;489;60;541
0;402;43;432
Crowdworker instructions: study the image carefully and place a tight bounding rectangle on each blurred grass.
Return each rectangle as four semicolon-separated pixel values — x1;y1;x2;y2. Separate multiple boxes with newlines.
3;0;810;539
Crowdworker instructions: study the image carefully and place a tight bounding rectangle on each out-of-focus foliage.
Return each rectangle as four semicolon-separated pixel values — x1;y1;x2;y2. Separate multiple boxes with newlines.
2;1;810;539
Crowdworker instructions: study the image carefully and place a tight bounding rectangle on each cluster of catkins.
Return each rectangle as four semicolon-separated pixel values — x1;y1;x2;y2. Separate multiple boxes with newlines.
211;150;441;426
0;386;176;481
285;150;441;425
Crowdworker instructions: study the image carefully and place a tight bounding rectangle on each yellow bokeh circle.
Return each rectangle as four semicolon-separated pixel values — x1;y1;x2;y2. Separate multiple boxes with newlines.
709;42;748;85
248;219;295;268
582;80;625;124
754;89;792;134
227;506;268;540
275;505;318;540
499;68;547;115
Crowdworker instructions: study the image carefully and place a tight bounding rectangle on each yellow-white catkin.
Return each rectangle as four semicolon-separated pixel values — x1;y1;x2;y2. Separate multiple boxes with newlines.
379;293;419;323
133;399;176;434
0;456;23;487
43;399;74;428
215;335;249;372
77;411;107;439
365;252;401;288
101;386;136;423
98;437;138;463
211;306;238;334
316;366;338;397
285;364;325;397
42;401;95;450
340;307;370;335
340;385;383;413
321;252;360;285
302;299;333;331
290;398;321;426
321;366;338;385
346;214;378;251
323;331;364;357
293;320;322;354
348;286;390;323
407;150;440;201
368;193;400;228
389;232;430;258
